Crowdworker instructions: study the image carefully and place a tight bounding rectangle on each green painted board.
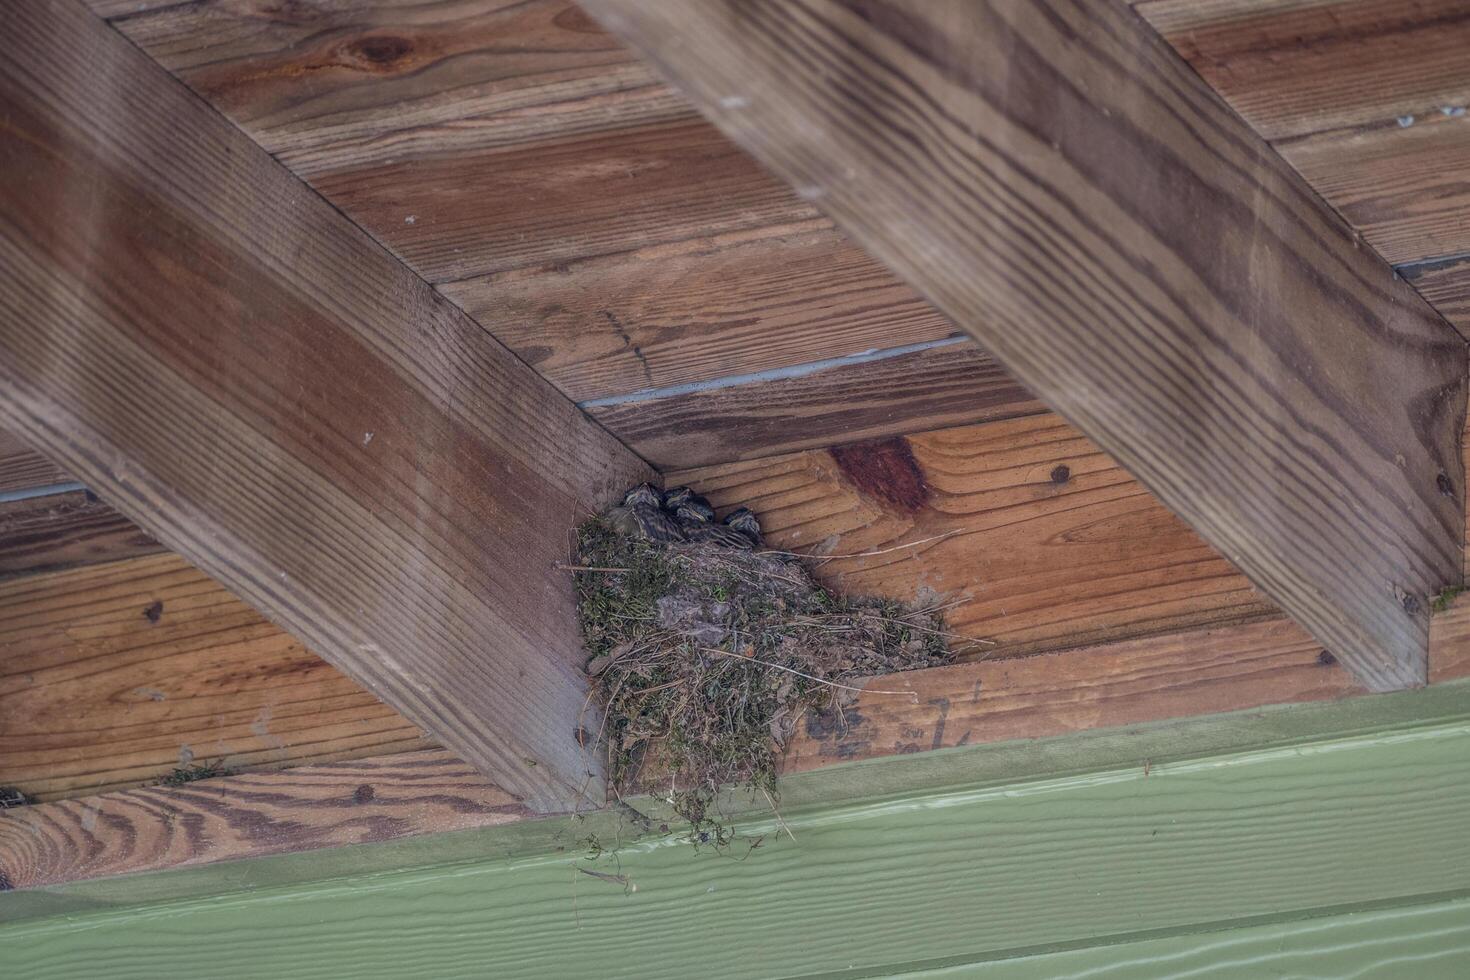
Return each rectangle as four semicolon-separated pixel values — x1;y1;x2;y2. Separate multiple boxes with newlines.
902;895;1470;979
4;718;1470;978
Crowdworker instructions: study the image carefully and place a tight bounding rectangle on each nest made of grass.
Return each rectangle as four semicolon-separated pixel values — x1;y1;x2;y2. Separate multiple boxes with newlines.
573;517;959;837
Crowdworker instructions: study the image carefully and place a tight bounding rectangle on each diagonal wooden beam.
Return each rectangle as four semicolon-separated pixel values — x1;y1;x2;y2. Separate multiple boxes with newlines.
0;1;652;810
581;0;1468;690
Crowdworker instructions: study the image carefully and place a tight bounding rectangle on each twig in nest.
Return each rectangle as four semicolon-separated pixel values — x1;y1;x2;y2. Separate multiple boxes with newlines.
758;529;965;562
700;647;919;702
762;785;796;843
557;563;631;573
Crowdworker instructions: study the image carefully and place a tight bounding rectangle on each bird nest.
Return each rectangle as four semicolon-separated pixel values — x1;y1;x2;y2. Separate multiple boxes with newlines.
573;484;959;841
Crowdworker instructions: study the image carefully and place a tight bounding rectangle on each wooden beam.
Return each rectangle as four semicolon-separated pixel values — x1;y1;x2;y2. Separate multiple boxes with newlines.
0;613;1373;890
9;599;1470;890
0;750;521;890
0;2;651;809
582;0;1468;690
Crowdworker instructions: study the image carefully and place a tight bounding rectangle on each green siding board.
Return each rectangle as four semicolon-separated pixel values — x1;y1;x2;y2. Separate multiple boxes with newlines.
4;710;1470;978
899;895;1470;978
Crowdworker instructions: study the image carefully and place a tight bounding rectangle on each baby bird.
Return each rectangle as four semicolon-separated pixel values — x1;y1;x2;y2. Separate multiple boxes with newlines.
607;483;685;544
674;494;757;550
661;486;696;511
722;507;763;549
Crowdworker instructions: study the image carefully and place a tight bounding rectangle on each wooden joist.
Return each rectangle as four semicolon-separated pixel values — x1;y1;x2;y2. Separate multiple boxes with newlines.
585;0;1468;691
2;612;1367;890
89;0;1028;464
0;2;651;810
1;411;1268;803
1137;0;1470;342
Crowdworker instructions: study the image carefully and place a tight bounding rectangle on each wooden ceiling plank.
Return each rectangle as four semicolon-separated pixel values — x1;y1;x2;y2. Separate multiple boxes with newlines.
1403;255;1470;339
439;220;962;402
0;490;161;581
590;341;1044;469
1137;0;1470;321
1135;0;1470;142
4;611;1370;891
0;553;431;803
670;417;1278;657
0;1;651;810
582;0;1467;691
0;431;73;497
90;0;1050;462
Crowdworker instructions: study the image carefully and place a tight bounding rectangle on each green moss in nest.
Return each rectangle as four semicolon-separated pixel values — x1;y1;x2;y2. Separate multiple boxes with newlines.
1431;585;1466;614
573;516;964;840
159;761;233;786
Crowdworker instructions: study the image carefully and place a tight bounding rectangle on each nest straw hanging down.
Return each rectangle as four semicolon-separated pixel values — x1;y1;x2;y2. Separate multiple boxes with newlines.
569;483;972;840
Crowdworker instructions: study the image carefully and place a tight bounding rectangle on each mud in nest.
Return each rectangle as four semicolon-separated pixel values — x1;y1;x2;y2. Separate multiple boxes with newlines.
573;516;963;838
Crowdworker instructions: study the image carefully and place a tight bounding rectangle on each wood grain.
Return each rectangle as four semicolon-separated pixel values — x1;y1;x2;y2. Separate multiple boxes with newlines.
440;219;960;401
590;342;1044;469
0;431;70;496
94;0;671;177
97;0;814;283
670;417;1278;657
0;749;522;890
1280;114;1470;266
586;0;1467;691
315;112;816;282
0;491;161;579
1429;589;1470;683
1402;255;1470;339
0;612;1362;889
92;0;1007;466
0;2;650;810
785;615;1357;772
1137;0;1470;293
1136;0;1470;141
0;553;431;802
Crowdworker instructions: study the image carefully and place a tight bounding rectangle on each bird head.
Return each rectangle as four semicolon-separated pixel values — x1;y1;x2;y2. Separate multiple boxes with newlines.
724;507;761;537
675;497;715;523
661;486;695;510
622;483;663;508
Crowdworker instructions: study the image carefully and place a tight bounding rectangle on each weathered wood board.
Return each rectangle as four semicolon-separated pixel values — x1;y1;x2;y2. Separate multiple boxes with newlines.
1139;0;1470;267
671;418;1279;657
586;0;1468;690
0;553;430;802
0;1;650;810
0;431;70;497
87;0;1032;462
0;491;160;580
589;342;1043;468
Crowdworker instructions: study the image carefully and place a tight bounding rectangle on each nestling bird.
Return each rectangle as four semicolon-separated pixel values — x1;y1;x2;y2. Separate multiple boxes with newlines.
661;486;696;511
722;507;763;548
606;483;685;544
673;494;758;550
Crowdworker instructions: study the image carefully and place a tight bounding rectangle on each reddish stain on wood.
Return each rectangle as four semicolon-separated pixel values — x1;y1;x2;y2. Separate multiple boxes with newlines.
829;438;929;514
